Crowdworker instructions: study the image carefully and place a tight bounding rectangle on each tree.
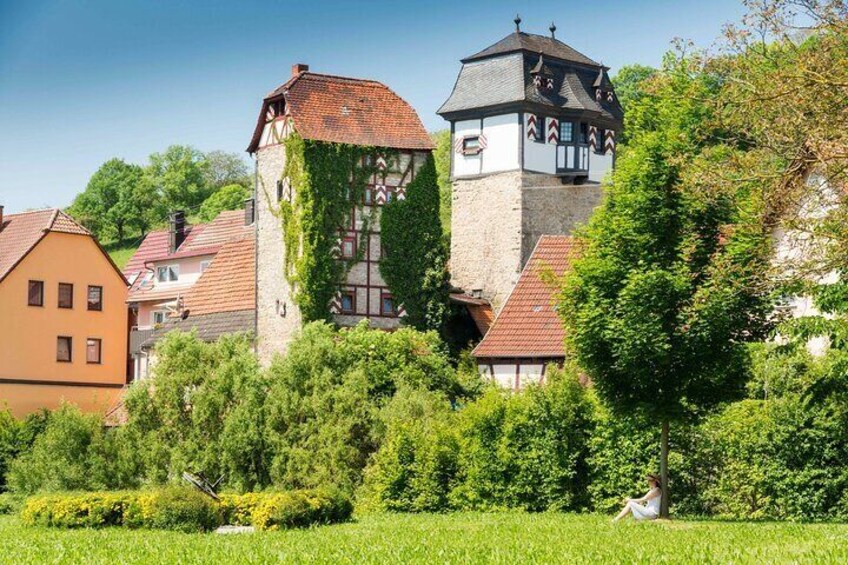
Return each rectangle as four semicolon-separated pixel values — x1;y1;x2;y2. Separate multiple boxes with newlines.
611;64;657;145
145;145;211;213
431;130;452;236
67;158;149;241
203;150;251;189
198;183;249;222
557;56;774;517
380;154;450;332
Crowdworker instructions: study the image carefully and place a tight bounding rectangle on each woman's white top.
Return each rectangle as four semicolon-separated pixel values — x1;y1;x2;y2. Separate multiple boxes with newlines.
645;492;661;515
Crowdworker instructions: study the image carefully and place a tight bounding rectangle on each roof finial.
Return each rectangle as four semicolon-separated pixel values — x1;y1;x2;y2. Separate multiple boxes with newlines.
514;14;522;32
550;22;557;39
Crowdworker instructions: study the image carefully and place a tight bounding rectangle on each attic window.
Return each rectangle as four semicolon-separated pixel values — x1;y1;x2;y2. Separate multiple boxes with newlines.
341;106;350;116
462;136;482;155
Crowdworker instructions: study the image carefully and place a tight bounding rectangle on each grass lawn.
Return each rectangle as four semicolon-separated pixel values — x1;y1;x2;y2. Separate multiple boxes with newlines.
101;238;142;271
1;512;847;564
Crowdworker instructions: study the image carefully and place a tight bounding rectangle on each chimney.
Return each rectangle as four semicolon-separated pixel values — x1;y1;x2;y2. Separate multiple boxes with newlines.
291;63;309;77
0;206;4;232
169;211;186;253
244;198;255;226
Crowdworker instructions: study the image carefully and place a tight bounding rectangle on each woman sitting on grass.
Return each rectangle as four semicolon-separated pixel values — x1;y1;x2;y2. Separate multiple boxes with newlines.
613;474;662;522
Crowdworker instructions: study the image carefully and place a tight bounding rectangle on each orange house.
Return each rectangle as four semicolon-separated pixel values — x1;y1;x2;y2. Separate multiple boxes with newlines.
0;207;129;417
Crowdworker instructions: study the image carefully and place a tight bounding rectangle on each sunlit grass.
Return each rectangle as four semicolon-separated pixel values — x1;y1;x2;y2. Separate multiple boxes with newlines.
1;512;847;564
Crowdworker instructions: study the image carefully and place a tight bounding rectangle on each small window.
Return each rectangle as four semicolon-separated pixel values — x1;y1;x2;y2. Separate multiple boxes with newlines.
157;265;179;282
595;127;607;154
533;117;545;143
58;283;73;309
276;179;284;201
340;291;355;314
86;338;102;364
385;189;395;203
57;336;72;363
28;280;44;307
560;121;574;143
579;122;589;144
200;260;211;273
153;311;166;326
87;286;103;311
340;236;356;259
381;293;398;317
461;136;482;155
364;188;373;205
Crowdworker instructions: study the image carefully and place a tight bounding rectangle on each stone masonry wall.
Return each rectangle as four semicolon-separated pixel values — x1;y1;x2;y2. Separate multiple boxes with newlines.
451;171;523;312
255;144;303;365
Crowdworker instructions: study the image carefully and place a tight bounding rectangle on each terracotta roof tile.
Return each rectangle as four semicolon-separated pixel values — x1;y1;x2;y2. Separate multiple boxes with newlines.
473;236;580;359
248;72;434;152
0;209;91;282
182;236;255;316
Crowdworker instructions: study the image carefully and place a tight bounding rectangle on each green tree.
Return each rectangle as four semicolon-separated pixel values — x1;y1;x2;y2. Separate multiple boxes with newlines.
145;145;211;213
67;158;150;241
203;150;251;189
557;56;774;517
380;154;450;332
198;183;249;222
611;64;656;145
431;130;452;236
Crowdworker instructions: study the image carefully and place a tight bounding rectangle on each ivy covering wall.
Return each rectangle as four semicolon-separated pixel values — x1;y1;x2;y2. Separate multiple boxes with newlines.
380;154;449;331
277;134;447;329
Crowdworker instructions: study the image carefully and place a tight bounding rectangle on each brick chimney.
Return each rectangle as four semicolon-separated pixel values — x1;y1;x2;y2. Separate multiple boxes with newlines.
0;205;4;232
291;63;309;77
169;210;186;253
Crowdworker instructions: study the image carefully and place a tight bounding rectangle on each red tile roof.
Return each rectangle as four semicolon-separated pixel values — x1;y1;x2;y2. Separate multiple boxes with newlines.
0;209;105;283
450;293;495;335
248;71;434;152
473;236;580;359
183;236;255;316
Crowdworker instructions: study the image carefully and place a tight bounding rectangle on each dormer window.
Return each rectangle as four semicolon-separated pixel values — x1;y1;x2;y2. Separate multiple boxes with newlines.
157;265;179;283
530;53;554;92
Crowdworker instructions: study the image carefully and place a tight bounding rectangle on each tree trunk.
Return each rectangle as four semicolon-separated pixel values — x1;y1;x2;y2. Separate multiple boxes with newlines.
660;420;670;518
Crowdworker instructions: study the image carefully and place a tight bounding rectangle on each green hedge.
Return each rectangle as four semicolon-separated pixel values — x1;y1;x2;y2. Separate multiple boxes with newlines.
21;488;352;532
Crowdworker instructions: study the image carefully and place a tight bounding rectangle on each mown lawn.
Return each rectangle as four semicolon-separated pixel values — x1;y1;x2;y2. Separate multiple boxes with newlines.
1;512;847;564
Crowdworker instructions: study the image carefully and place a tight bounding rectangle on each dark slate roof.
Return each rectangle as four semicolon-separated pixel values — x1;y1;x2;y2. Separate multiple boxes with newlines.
141;309;255;349
438;51;623;125
463;32;599;67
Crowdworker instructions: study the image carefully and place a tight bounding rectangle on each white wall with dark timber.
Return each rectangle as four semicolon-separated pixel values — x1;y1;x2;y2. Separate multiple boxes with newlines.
480;114;519;174
523;115;557;174
453;119;482;177
589;149;613;183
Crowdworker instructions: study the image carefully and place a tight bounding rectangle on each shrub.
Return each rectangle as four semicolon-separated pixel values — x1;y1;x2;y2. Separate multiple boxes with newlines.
0;492;23;515
21;492;136;528
142;487;222;533
250;488;353;531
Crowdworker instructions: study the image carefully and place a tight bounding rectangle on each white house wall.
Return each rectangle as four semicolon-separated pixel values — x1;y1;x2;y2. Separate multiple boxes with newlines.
589;151;613;183
523;115;556;174
480;114;519;174
453;119;482;177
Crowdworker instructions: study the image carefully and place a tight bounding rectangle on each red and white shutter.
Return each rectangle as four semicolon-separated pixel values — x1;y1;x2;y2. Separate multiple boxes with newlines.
547;118;558;144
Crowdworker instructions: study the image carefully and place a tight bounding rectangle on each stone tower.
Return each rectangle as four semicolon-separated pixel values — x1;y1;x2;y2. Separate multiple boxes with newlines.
247;64;433;364
437;20;623;312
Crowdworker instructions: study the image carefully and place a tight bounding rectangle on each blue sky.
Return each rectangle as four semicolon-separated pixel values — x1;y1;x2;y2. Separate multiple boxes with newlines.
0;0;747;213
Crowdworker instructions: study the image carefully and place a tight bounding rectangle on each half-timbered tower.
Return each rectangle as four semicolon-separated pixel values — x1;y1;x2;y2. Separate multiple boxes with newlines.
247;64;434;363
438;19;623;312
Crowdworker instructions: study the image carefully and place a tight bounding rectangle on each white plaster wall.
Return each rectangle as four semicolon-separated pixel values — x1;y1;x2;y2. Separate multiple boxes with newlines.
453;119;482;177
523;115;556;174
492;364;515;389
589;150;614;183
480;114;519;174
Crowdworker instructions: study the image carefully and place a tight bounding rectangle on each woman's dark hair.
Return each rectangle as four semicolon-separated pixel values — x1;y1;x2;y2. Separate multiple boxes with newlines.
647;474;662;489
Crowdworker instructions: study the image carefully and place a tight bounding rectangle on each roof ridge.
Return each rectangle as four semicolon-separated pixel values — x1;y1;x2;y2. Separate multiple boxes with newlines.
47;208;60;231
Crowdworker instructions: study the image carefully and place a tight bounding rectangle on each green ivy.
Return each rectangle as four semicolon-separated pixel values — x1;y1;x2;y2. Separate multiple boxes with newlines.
380;154;449;332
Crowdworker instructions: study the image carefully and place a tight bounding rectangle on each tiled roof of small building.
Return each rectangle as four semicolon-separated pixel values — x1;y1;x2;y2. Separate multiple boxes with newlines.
0;208;118;283
142;310;255;349
463;31;600;66
473;236;580;359
248;71;434;152
182;236;255;316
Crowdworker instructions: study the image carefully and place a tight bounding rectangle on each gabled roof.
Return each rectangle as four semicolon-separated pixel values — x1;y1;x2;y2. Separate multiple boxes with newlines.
182;236;255;316
0;209;124;284
473;236;580;359
247;71;434;153
463;31;600;67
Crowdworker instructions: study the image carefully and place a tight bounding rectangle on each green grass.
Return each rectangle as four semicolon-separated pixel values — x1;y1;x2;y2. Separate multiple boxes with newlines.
101;238;142;270
1;512;847;564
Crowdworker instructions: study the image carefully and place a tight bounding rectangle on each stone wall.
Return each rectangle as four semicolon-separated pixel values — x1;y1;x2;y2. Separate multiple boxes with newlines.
255;144;303;365
450;171;524;312
450;171;604;313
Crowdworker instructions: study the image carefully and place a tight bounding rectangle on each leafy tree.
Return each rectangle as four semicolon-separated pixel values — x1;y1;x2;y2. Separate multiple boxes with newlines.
198;183;249;222
611;64;656;145
203;150;251;189
144;145;211;213
431;130;452;235
557;56;774;517
67;158;151;241
380;154;450;332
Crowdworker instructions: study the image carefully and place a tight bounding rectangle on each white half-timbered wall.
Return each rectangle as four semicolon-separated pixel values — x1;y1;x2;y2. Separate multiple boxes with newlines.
452;114;520;177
